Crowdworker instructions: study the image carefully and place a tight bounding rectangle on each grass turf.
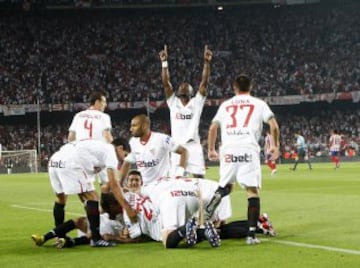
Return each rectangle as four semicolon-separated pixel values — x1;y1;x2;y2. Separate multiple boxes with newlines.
0;162;359;268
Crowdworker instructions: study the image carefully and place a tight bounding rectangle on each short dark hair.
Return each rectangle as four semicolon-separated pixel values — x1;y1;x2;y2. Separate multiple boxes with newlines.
128;169;142;178
112;137;131;153
89;91;106;105
100;192;119;214
234;73;251;92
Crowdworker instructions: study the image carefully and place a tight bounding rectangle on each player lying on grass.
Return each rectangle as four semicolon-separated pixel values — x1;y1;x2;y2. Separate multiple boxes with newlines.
31;185;140;248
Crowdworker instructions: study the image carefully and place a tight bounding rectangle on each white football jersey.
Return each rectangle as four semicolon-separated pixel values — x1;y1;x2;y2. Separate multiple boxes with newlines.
125;132;180;185
167;92;205;143
69;109;112;142
212;94;274;151
124;192;162;241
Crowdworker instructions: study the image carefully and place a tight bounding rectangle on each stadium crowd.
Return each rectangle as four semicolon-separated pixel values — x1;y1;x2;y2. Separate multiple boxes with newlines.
0;2;359;105
0;108;359;169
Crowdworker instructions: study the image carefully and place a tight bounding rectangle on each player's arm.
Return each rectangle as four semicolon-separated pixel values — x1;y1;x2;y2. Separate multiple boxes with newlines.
106;167;137;222
119;161;131;187
103;129;113;143
68;131;76;142
198;45;213;97
159;45;174;99
208;121;219;161
174;145;188;173
268;117;280;161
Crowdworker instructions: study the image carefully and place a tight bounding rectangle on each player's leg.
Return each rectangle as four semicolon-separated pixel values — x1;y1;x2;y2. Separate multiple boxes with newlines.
185;142;206;178
291;156;299;170
81;190;109;246
31;217;82;247
49;167;67;227
54;193;67;227
245;187;261;245
205;154;236;220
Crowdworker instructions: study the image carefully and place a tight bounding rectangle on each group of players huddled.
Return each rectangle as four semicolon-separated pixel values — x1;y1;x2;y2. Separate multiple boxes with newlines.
31;46;278;249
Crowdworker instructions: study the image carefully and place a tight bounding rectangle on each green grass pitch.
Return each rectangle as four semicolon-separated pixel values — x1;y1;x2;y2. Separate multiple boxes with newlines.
0;162;359;268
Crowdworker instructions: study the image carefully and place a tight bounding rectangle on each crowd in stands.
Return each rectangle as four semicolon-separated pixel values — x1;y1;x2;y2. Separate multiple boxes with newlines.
0;108;359;169
0;2;359;106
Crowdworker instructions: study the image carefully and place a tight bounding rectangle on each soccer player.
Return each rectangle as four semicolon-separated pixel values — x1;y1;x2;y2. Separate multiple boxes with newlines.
290;132;312;171
159;45;213;178
264;129;277;176
329;129;341;169
68;90;113;186
119;114;188;186
206;73;280;245
35;139;136;247
68;90;113;143
123;172;227;248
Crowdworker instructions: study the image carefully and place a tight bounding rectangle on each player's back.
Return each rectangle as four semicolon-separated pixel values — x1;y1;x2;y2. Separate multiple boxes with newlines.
69;109;111;142
214;94;274;149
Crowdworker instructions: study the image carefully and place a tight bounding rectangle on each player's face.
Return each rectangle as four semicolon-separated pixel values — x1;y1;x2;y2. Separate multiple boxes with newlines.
130;118;144;137
127;175;142;192
177;83;191;101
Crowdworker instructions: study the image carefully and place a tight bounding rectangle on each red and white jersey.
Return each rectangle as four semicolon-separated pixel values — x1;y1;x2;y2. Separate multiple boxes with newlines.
264;133;274;155
212;94;274;151
329;134;341;152
167;92;205;143
125;132;180;185
124;192;162;241
69;109;112;142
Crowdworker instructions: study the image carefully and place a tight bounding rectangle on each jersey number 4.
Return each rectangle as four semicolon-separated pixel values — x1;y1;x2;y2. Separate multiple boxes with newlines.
84;119;93;139
226;104;254;128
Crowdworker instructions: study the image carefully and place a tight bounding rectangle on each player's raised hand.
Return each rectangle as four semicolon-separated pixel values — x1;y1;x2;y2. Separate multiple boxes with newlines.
204;45;213;63
159;44;168;62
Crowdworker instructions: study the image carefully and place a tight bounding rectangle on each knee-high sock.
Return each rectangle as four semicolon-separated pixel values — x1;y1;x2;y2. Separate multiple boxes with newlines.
247;197;260;237
53;202;65;227
85;200;101;241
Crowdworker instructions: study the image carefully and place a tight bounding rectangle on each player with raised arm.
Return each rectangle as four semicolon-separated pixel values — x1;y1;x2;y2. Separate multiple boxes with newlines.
119;114;188;186
206;73;280;245
329;129;341;169
159;45;212;178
